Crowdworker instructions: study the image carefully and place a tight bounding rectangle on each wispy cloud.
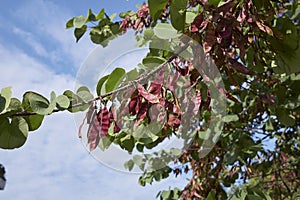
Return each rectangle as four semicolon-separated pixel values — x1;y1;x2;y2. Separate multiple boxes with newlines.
0;43;74;98
12;27;49;58
10;0;94;73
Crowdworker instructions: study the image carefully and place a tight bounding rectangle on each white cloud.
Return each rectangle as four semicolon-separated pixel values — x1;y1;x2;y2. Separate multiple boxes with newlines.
12;27;50;58
0;44;74;98
12;0;95;70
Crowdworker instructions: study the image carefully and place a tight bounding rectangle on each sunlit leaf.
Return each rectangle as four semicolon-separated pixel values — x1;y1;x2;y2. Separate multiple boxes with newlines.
153;23;178;40
0;87;12;114
23;92;50;115
186;12;197;24
96;75;109;96
73;15;86;28
105;68;126;93
56;95;70;110
96;8;105;20
142;56;166;70
222;114;239;122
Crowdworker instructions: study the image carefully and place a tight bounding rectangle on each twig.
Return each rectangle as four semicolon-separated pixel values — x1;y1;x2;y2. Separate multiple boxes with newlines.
11;44;189;117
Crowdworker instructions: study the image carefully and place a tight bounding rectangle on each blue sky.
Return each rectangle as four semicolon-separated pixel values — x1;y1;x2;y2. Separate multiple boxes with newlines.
0;1;188;199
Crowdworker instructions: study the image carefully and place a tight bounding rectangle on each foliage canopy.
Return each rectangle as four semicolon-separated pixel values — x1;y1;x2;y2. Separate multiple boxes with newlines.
1;0;300;199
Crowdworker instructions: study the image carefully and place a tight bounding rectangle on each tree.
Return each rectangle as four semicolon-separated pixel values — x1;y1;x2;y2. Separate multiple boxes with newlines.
0;0;299;199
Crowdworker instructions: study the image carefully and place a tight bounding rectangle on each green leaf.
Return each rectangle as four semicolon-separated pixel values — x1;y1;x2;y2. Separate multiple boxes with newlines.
96;8;105;20
161;190;171;199
77;86;90;93
186;12;197;24
206;190;216;200
148;0;168;22
90;28;109;46
153;23;178;40
105;68;126;93
0;98;22;118
209;0;222;6
138;176;146;186
270;17;300;74
87;9;96;22
73;15;87;28
63;90;89;113
276;108;296;126
222;114;239;122
66;17;74;29
24;114;44;131
120;134;135;152
56;95;70;110
0;86;12;114
125;69;139;82
96;75;109;96
245;195;264;200
63;90;80;103
170;0;188;31
7;98;22;111
124;159;134;171
0;96;6;114
224;150;238;165
0;117;28;149
265;118;274;131
74;25;87;42
76;91;93;103
142;56;166;70
173;188;181;199
98;136;113;151
132;125;159;144
133;155;145;170
48;91;57;112
27;91;56;115
170;148;182;157
23;92;48;115
198;130;211;140
231;189;247;200
136;143;144;152
68;104;89;113
143;28;154;40
76;87;93;103
110;23;121;35
109;13;117;21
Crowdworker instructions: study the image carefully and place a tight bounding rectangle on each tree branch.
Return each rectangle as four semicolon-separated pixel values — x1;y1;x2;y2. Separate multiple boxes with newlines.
11;43;189;118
